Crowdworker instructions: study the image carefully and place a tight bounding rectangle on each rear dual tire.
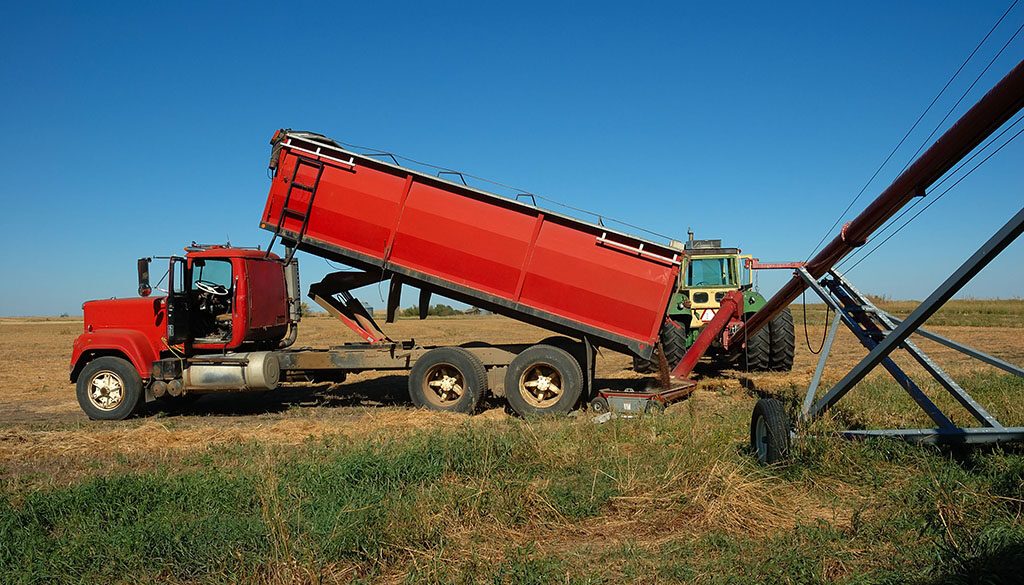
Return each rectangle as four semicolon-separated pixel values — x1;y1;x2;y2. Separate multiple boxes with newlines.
768;307;795;371
740;307;795;372
505;344;583;417
409;347;486;414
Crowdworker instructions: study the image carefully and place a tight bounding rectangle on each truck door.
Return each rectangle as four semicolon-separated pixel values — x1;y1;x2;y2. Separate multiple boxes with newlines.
166;256;190;344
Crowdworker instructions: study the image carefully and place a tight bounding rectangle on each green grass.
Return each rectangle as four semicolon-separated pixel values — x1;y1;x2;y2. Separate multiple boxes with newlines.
3;382;1024;584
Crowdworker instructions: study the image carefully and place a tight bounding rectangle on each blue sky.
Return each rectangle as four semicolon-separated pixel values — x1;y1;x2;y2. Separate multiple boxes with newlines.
1;1;1021;316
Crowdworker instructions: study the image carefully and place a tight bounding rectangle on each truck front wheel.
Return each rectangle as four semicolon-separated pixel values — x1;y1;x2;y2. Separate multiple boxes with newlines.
76;356;144;421
505;344;583;416
409;347;486;414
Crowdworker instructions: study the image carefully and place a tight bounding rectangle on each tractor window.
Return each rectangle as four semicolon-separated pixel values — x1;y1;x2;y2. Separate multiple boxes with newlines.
192;259;232;289
687;258;734;287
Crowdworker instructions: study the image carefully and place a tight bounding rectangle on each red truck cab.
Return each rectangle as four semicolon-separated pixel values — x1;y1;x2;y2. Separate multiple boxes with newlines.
70;245;297;420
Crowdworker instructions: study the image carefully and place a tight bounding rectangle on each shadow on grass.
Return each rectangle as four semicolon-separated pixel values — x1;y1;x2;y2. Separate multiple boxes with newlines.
150;375;412;417
922;539;1024;585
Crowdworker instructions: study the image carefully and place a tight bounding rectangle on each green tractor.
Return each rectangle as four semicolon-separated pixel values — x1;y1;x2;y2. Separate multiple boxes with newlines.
634;233;795;373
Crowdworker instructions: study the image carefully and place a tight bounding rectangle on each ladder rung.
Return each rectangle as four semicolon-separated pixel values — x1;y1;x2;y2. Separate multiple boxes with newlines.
282;208;308;219
291;181;315;192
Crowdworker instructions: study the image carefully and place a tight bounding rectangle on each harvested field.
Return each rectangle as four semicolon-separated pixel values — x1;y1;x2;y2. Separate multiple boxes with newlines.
2;301;1023;583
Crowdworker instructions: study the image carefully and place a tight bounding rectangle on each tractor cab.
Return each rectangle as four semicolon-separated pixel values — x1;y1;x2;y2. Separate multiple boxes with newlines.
677;237;757;330
663;232;763;332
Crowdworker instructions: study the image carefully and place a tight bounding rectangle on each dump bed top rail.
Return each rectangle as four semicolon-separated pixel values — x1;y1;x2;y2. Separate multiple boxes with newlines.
262;129;683;357
270;130;683;256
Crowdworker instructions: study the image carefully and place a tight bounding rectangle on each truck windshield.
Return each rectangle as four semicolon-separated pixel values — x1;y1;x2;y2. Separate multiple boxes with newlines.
192;259;232;289
687;257;734;287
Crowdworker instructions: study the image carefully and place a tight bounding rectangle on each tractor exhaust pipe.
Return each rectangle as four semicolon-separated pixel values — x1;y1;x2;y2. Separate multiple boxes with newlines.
735;58;1024;342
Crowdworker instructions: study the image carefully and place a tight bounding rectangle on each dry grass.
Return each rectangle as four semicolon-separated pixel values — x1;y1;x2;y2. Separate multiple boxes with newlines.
2;304;1023;584
2;306;1022;479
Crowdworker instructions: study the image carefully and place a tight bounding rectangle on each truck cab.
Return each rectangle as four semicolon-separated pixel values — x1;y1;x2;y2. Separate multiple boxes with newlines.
70;245;299;420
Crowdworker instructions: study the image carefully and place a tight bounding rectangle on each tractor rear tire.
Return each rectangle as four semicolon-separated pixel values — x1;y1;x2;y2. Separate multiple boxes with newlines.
505;344;583;417
739;316;770;372
632;320;688;373
768;307;795;371
409;347;486;414
750;398;791;464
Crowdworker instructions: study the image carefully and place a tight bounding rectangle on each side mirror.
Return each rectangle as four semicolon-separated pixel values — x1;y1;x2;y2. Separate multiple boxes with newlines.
138;258;152;297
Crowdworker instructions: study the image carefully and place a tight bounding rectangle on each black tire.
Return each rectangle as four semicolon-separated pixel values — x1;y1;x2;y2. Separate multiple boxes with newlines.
660;321;688;367
409;347;486;414
750;398;791;464
76;356;144;420
538;336;594;401
768;307;795;371
590;396;609;414
505;344;583;416
644;399;665;415
538;336;588;365
740;314;770;372
632;320;688;373
632;354;656;374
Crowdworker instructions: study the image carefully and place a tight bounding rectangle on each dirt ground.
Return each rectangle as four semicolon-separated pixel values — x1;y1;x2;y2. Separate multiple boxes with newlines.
2;311;1022;480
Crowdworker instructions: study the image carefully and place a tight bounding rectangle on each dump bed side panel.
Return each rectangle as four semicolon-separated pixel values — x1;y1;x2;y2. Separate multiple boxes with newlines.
260;136;680;356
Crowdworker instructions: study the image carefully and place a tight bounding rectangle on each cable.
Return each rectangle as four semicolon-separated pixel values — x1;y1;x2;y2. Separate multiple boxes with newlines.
322;257;353;271
889;16;1024;181
835;106;1024;270
838;110;1024;271
330;139;678;242
844;118;1024;274
801;289;831;355
803;0;1020;262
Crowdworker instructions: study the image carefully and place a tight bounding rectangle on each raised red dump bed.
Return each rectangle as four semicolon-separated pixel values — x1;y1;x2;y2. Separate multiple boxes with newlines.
260;130;681;358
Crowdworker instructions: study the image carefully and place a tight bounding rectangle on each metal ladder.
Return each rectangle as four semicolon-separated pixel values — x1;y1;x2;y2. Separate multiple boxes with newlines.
266;155;325;263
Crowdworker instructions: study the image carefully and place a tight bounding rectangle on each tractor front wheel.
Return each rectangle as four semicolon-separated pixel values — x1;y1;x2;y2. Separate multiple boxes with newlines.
632;320;688;373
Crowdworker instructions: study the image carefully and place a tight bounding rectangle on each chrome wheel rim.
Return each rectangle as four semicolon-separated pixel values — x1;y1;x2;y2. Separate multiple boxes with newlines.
519;363;562;408
423;363;464;407
88;370;125;411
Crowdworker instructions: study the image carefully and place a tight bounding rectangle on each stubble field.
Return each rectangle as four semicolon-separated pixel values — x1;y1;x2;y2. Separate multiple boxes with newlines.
1;300;1023;584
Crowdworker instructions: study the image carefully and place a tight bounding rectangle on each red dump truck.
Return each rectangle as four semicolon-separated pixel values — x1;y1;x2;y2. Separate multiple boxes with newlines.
70;130;783;420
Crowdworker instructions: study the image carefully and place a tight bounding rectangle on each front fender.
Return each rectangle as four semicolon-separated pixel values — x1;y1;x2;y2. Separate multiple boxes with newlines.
70;329;161;381
742;290;767;313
